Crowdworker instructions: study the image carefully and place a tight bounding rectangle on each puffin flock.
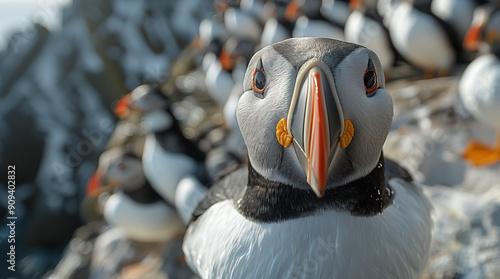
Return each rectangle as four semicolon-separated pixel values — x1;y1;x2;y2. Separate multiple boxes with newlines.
55;0;500;278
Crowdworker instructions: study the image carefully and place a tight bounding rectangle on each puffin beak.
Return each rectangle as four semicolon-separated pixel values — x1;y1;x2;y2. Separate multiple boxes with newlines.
284;0;299;21
86;168;120;198
86;170;104;198
278;60;349;198
464;9;489;51
219;48;234;71
464;23;483;51
114;93;132;118
304;69;332;197
349;0;362;10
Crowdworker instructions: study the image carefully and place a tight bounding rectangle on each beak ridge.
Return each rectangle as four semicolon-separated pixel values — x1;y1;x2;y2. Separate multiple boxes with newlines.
464;24;482;51
283;60;345;198
306;70;329;197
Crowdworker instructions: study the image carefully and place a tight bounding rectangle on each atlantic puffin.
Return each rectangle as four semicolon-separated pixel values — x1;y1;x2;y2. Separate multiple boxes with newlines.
260;1;294;47
203;51;236;106
463;3;500;56
261;17;292;47
430;0;484;44
224;7;262;43
286;0;345;40
388;0;458;76
129;85;206;206
345;0;396;70
239;0;271;24
183;38;433;278
90;154;184;242
459;5;500;166
321;0;352;27
198;17;229;54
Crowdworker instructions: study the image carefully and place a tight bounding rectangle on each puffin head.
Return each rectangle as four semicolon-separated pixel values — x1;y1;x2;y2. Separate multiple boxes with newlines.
102;154;146;192
127;84;174;133
464;5;500;56
87;152;146;197
237;37;393;198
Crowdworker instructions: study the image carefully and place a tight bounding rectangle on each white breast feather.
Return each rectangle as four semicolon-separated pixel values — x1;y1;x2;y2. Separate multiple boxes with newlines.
142;133;198;205
183;179;432;279
389;3;455;71
459;54;500;131
104;192;183;242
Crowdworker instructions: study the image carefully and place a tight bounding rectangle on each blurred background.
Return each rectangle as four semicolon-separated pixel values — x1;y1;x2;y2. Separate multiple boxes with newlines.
1;0;500;278
0;0;213;277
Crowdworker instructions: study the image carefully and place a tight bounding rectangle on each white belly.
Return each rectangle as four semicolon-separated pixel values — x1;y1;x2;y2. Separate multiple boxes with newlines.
389;3;455;71
459;54;500;131
142;133;199;205
104;192;184;242
183;180;432;279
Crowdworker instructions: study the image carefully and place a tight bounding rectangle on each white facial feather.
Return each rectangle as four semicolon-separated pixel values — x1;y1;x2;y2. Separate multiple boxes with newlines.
330;48;393;183
238;47;306;186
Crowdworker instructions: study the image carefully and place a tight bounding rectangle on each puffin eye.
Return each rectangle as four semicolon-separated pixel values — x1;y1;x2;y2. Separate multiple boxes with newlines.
252;58;267;94
363;59;378;97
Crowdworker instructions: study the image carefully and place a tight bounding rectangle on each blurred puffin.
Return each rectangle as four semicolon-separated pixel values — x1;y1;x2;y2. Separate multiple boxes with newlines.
203;51;235;106
460;4;500;166
286;0;345;40
198;16;229;56
240;0;272;24
321;0;352;27
260;1;294;47
201;6;259;107
93;154;184;242
197;12;235;107
463;3;500;56
128;85;206;207
345;0;397;70
183;38;432;278
388;0;460;76
431;0;489;44
224;6;263;43
261;17;292;47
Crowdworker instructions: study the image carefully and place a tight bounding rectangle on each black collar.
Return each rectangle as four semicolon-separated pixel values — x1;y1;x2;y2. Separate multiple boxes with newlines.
123;179;166;205
237;154;394;222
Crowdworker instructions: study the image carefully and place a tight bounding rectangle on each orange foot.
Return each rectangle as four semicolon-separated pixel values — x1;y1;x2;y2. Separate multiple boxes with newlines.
462;139;500;166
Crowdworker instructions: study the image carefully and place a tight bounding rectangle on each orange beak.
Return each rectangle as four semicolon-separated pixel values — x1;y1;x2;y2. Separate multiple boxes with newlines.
349;0;362;10
284;0;300;22
215;0;229;13
114;93;132;118
219;48;234;71
286;63;345;198
464;24;483;51
86;170;103;198
306;71;330;196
